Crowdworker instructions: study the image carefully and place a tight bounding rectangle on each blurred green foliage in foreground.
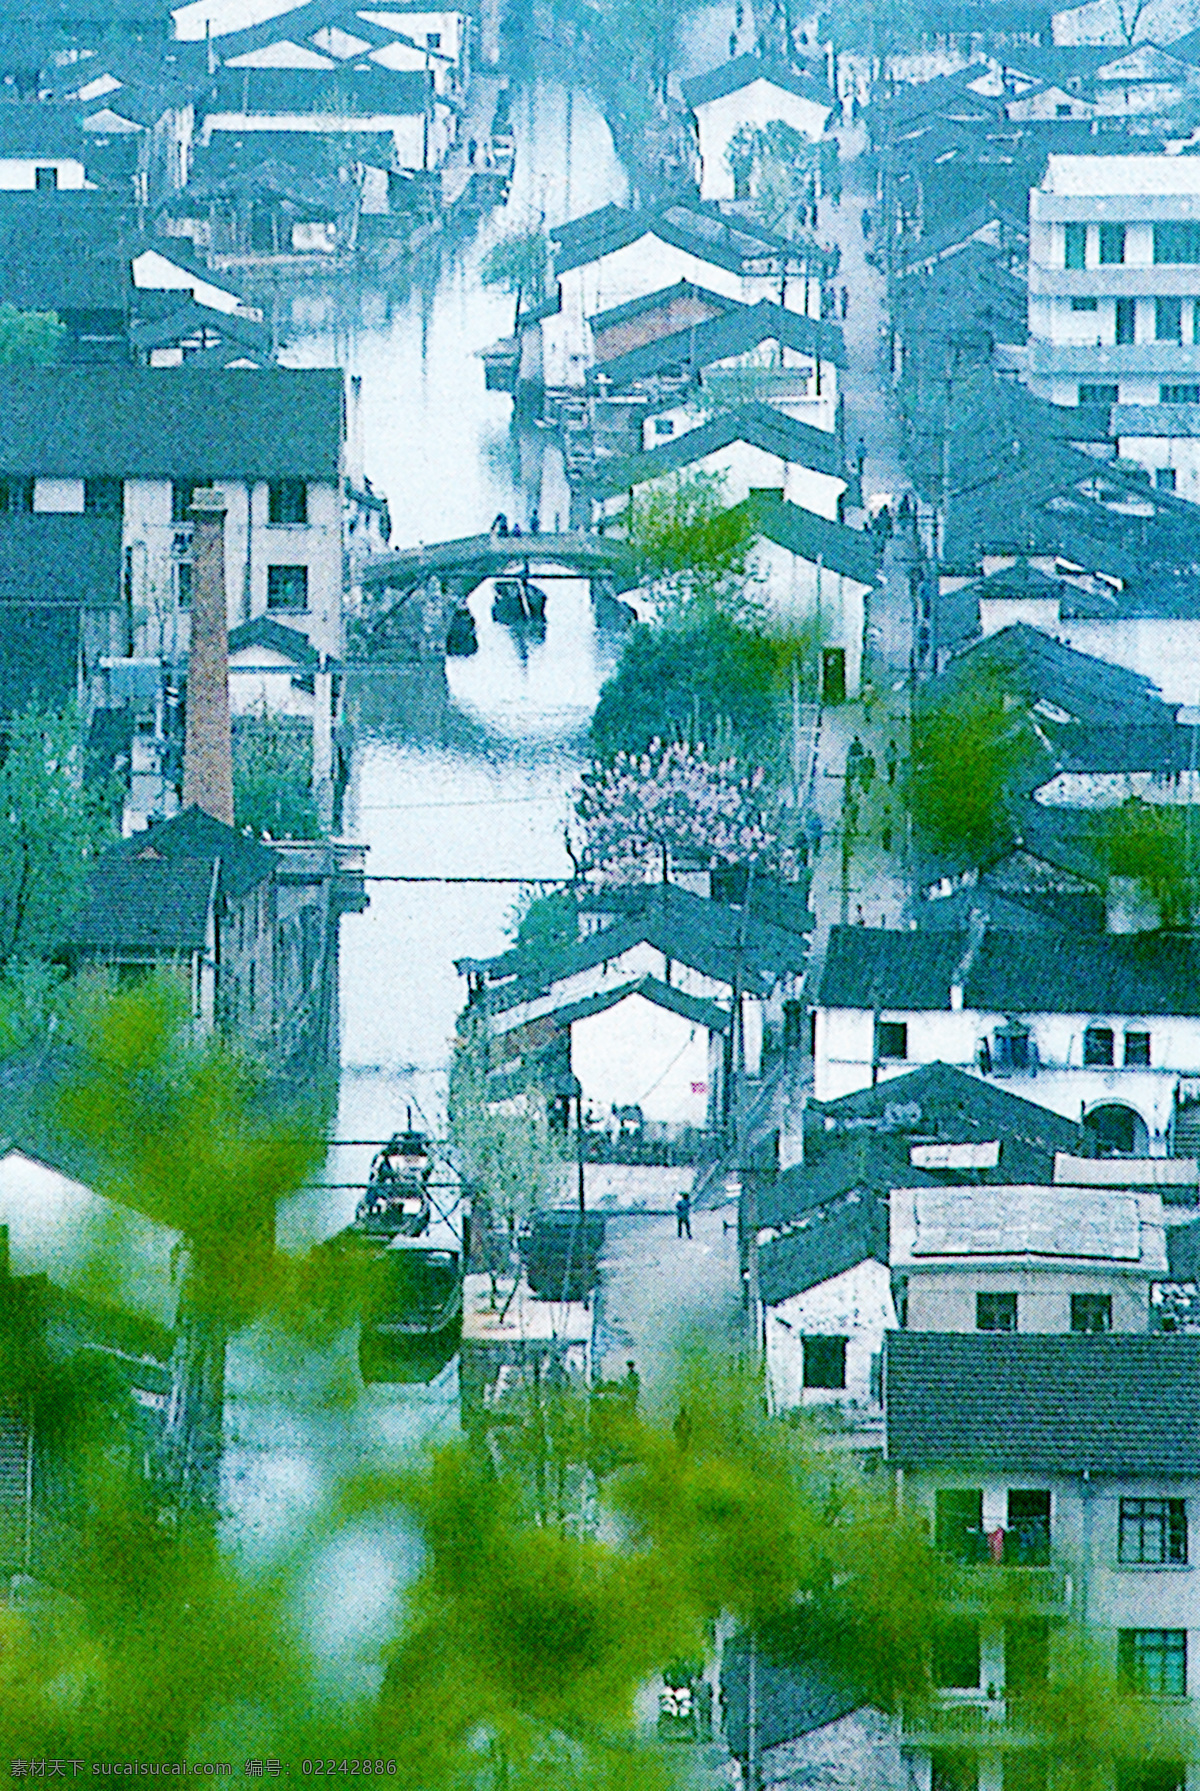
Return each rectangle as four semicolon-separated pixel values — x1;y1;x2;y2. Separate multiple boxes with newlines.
0;990;1193;1784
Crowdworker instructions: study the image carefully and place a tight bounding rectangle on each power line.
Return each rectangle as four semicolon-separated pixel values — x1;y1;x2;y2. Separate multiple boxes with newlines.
362;873;568;883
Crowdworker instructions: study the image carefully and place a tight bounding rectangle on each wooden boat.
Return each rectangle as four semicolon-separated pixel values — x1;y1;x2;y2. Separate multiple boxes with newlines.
353;1130;433;1239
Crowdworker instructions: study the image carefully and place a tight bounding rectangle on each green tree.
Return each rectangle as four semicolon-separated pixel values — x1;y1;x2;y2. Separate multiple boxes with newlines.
0;302;64;365
448;1008;564;1272
1093;797;1191;927
233;711;322;840
911;670;1040;867
0;703;116;967
481;226;551;327
622;470;760;626
590;616;793;765
725;121;827;237
506;882;580;958
43;976;328;1316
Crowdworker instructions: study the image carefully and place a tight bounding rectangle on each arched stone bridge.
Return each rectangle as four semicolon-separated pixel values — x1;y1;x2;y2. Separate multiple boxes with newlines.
353;533;638;661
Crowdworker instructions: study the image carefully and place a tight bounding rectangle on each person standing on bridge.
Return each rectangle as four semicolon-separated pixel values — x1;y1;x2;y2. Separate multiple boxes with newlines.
491;512;509;536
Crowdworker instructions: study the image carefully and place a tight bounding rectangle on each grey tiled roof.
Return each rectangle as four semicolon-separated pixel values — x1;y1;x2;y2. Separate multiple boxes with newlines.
587;279;741;335
820;922;1200;1018
681;53;831;109
738;491;880;586
209;64;426;115
69;809;280;956
553;201;798;279
0;366;342;479
0;103;90;158
550;974;731;1033
228;614;320;666
590;402;845;495
818;926;965;1011
758;1191;888;1305
885;1331;1200;1474
1113;404;1200;440
462;884;808;1005
591;297;846;388
760;1064;1085;1234
67;855;216;955
722;1635;860;1760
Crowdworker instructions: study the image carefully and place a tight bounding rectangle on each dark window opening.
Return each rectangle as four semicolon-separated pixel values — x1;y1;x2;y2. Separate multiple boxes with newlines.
1116;1764;1188;1791
1116;299;1136;345
1085;1103;1148;1157
936;1488;984;1563
802;1335;846;1390
876;1019;908;1060
1100;224;1126;265
1007;1490;1051;1565
1157;298;1183;343
992;1023;1032;1072
267;565;309;613
1118;1629;1186;1698
175;562;192;609
933;1618;981;1689
1162;384;1200;404
932;1752;979;1791
1003;1755;1049;1791
1080;383;1118;405
268;478;308;525
85;476;123;517
1120;1499;1187;1566
1155;469;1177;493
1064;222;1087;269
977;1291;1017;1333
1155;221;1200;263
34;165;57;191
172;478;212;523
0;478;33;515
1005;1620;1050;1700
1071;1293;1112;1334
1071;296;1098;311
1084;1024;1114;1067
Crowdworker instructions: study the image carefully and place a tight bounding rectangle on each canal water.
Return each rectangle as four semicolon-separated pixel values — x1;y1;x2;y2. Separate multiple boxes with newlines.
274;76;630;1252
222;78;632;1655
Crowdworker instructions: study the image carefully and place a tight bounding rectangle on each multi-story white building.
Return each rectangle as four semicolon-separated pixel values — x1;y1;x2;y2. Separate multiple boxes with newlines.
1026;155;1200;449
0;364;346;668
814;921;1200;1157
888;1330;1200;1791
890;1181;1170;1335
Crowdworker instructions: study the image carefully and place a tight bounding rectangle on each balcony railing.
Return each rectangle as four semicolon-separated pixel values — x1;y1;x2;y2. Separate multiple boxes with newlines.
902;1698;1043;1746
941;1561;1072;1612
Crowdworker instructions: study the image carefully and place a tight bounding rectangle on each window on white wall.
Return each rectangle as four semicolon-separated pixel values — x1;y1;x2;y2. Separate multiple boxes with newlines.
801;1335;846;1389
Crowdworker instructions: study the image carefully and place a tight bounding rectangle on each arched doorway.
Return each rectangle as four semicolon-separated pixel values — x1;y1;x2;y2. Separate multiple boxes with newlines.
1084;1103;1149;1158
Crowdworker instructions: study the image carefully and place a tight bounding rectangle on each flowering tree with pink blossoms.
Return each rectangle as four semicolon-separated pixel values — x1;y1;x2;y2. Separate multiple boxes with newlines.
574;738;794;885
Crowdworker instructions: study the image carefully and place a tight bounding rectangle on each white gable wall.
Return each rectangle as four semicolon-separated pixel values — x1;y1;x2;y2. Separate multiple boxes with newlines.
975;602;1200;706
124;476;343;663
814;999;1200;1149
547;232;807;390
765;1255;895;1412
751;536;869;695
0;157;89;189
1116;433;1200;509
695;80;832;203
0;1151;182;1331
570;991;715;1127
602;442;844;524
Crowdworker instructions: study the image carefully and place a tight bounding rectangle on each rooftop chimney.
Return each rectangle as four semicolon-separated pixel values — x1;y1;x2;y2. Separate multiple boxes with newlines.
183;488;234;828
